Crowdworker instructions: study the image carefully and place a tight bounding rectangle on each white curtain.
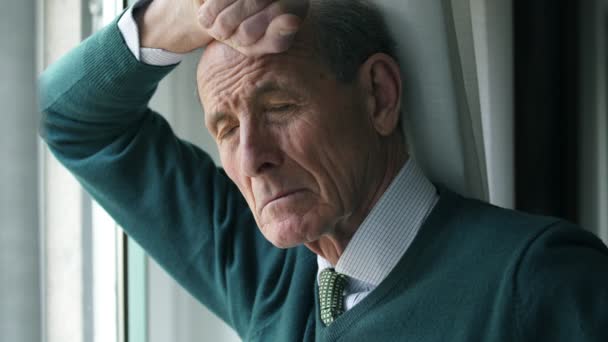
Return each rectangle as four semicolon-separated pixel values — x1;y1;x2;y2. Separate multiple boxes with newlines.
579;0;608;242
377;0;514;208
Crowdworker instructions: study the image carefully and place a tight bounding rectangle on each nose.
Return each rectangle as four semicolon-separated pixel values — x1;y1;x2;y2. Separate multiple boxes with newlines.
239;119;282;177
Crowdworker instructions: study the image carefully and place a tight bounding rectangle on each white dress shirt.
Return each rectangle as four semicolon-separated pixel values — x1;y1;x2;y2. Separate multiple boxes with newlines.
117;5;439;312
317;159;438;311
117;3;185;66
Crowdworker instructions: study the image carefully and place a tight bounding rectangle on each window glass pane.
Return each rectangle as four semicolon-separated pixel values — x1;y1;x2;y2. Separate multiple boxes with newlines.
128;238;148;342
92;204;119;342
41;1;124;341
41;1;88;340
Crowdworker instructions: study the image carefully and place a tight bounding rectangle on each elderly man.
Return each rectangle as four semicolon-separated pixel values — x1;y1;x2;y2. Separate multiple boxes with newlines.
40;0;607;340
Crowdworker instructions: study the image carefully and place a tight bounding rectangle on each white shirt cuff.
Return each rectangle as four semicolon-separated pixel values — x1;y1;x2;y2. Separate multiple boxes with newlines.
117;4;185;66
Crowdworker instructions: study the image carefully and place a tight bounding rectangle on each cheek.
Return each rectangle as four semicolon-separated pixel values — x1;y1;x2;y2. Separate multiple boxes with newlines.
281;119;344;203
219;149;237;179
220;151;253;202
285;108;371;210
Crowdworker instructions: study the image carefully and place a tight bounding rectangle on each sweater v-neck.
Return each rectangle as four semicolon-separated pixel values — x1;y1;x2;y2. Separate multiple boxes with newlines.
314;186;461;341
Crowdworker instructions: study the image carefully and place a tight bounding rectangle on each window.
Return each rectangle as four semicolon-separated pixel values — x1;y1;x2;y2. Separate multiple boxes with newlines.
39;1;125;341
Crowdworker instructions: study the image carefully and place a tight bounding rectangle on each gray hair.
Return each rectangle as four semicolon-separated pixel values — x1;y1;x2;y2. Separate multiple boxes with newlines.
307;0;398;83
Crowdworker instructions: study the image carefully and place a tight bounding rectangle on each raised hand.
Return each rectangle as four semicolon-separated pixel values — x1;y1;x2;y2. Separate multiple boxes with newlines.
199;0;309;56
137;0;309;57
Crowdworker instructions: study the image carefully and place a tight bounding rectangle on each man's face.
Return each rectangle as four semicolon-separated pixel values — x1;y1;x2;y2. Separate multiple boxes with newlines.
198;41;378;248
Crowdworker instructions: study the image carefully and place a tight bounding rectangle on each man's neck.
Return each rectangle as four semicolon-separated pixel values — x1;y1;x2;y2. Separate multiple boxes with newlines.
306;139;408;265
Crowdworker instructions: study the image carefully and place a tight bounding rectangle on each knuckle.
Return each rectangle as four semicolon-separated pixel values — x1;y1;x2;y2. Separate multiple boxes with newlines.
212;15;235;40
208;27;228;41
234;32;253;47
199;10;215;28
200;5;218;22
240;21;255;37
201;0;237;27
238;21;262;45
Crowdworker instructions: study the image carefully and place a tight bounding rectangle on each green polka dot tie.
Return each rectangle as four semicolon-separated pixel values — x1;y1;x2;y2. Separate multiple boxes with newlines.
319;268;347;326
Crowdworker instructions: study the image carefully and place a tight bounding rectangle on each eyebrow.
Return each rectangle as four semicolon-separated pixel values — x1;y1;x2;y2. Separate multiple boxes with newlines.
252;82;284;98
207;82;296;129
207;111;230;133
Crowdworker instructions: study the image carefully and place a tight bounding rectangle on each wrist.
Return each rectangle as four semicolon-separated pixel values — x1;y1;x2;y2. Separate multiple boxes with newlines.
135;0;211;54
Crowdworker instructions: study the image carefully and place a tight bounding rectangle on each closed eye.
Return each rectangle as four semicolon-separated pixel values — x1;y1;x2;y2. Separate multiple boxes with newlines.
219;125;239;140
267;104;295;112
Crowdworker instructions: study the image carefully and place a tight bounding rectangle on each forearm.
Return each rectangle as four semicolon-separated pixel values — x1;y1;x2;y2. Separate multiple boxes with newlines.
37;13;247;322
39;12;180;165
39;14;175;127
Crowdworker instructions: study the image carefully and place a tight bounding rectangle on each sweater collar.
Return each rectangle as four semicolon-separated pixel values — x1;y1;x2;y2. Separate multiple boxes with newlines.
317;158;438;287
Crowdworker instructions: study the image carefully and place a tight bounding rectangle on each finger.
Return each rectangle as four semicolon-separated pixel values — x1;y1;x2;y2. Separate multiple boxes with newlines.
230;1;284;47
239;13;301;56
198;0;238;28
209;0;276;41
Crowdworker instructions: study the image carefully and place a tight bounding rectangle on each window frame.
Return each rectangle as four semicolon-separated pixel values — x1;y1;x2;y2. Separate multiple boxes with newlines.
37;1;140;341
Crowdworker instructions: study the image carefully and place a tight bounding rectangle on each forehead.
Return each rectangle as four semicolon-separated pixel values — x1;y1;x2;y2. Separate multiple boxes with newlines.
196;40;325;110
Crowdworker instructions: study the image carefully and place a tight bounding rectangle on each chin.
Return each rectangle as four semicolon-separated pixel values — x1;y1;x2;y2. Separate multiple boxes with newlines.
259;213;328;249
256;193;337;248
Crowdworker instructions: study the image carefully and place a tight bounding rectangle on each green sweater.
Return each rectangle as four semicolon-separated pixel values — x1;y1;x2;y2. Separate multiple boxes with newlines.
40;18;608;341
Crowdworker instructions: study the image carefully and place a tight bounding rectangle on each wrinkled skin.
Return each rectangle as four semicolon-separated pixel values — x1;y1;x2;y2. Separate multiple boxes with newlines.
197;30;406;263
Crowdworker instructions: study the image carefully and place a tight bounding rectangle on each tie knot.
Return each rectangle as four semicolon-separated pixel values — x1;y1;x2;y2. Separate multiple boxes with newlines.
319;268;347;326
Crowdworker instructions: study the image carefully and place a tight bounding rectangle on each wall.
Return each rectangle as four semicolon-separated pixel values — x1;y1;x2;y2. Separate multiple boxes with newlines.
469;0;514;209
377;0;514;206
379;0;482;199
0;1;40;342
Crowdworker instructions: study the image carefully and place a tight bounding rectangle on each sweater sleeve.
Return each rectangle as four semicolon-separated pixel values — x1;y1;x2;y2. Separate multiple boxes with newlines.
39;16;285;337
514;222;608;341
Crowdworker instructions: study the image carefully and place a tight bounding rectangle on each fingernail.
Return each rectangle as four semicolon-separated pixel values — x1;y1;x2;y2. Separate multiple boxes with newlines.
279;29;298;37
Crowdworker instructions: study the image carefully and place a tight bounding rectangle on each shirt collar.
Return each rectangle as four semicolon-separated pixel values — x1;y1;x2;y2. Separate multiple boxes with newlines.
317;158;438;287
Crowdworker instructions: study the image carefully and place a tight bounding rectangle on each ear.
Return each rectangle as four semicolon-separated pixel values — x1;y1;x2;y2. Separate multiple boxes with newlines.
357;53;402;136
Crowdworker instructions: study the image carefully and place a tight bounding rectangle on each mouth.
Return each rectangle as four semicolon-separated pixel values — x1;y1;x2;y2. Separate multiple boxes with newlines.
261;189;306;211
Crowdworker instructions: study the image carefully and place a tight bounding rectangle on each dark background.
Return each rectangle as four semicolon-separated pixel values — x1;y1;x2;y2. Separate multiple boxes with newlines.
514;0;582;223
